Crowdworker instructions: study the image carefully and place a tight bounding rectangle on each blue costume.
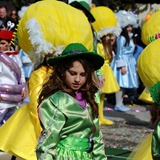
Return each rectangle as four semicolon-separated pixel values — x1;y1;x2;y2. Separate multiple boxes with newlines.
19;49;33;79
111;36;139;89
133;44;143;63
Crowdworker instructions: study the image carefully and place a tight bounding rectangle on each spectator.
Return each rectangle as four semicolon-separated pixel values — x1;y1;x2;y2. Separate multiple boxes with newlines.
0;30;27;126
0;6;8;30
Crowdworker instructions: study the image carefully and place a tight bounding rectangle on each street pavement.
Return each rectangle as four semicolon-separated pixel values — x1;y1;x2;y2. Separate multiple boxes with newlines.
100;101;153;152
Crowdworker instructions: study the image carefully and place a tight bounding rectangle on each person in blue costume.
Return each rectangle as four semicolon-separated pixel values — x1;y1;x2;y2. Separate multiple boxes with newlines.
111;10;139;111
36;43;107;160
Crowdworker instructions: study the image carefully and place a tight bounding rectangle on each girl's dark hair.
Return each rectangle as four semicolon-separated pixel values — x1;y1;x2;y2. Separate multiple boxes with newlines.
38;57;100;116
101;34;113;62
121;25;134;46
150;103;160;128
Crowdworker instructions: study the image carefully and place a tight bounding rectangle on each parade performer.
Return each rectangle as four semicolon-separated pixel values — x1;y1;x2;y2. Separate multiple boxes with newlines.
0;29;26;126
127;9;160;160
36;43;106;159
0;0;95;159
138;9;160;105
111;10;139;112
91;6;121;124
127;39;160;160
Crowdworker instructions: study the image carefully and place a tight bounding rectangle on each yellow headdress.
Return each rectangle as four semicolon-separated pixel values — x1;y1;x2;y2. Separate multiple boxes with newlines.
142;10;160;45
18;0;93;68
90;6;121;41
138;39;160;104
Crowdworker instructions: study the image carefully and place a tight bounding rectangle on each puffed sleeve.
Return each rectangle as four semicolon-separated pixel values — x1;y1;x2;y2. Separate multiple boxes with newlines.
116;36;127;68
36;98;66;160
152;121;160;160
92;117;107;160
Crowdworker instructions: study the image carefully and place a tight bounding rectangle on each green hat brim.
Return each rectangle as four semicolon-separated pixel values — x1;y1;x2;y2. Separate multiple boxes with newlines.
70;1;95;23
47;51;104;71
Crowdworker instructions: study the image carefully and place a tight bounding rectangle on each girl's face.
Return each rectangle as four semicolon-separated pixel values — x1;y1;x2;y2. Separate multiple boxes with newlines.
0;40;11;52
64;60;86;92
11;10;17;20
126;25;133;33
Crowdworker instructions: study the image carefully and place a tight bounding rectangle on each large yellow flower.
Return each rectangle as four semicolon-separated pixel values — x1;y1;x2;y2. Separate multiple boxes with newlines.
142;11;160;45
138;39;160;88
91;6;121;41
18;0;93;67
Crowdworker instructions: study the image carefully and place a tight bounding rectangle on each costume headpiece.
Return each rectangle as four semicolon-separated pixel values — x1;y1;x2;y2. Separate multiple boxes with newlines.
138;39;160;105
0;30;13;40
141;10;160;45
90;6;121;41
18;0;93;68
128;10;140;28
47;43;104;70
115;10;137;29
70;1;95;22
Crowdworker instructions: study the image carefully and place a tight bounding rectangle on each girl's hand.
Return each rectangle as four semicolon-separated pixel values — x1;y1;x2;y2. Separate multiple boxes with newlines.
99;76;105;88
21;90;27;99
121;67;127;74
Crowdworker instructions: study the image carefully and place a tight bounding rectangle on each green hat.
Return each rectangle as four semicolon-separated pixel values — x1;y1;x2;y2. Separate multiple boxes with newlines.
70;1;95;22
47;43;104;70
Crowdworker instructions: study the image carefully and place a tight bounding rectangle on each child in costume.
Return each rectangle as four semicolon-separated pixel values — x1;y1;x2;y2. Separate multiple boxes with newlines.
111;10;139;112
0;29;26;126
90;6;121;125
36;43;107;160
0;0;96;159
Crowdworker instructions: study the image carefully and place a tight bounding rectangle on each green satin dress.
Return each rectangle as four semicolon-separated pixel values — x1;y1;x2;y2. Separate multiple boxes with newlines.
36;91;107;160
152;121;160;160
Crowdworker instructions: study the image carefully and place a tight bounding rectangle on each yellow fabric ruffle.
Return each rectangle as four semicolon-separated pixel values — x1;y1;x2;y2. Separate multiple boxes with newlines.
127;133;153;160
139;88;154;104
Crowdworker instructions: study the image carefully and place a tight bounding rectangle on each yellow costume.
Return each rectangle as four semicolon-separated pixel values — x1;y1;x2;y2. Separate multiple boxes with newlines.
91;6;121;125
127;133;153;160
0;0;94;159
128;9;160;157
97;43;119;93
0;66;53;159
139;88;154;104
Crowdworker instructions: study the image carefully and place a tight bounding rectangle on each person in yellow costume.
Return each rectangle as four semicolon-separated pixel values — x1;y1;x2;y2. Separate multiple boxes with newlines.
127;38;160;160
90;6;121;125
136;10;160;105
127;10;160;160
0;0;94;159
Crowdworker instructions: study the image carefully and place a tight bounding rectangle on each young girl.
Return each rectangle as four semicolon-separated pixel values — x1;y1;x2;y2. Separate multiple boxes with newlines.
111;10;139;112
36;43;107;160
91;6;121;125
